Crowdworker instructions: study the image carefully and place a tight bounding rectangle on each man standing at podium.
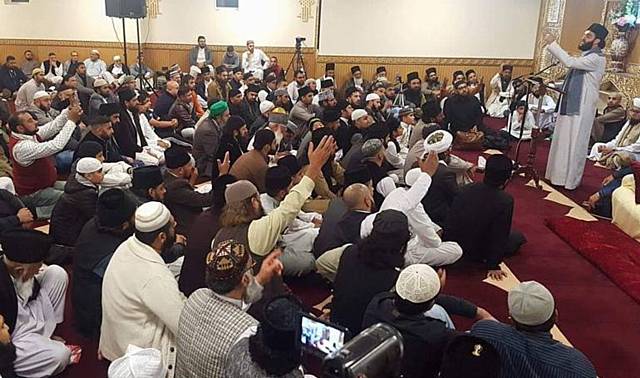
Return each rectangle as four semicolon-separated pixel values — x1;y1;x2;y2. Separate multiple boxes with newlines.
543;23;608;190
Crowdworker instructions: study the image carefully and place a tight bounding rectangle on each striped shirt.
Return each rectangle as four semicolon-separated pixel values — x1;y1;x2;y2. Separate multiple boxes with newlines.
471;320;596;378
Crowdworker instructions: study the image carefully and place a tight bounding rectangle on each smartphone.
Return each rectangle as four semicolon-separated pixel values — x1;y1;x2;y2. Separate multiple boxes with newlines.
300;313;349;357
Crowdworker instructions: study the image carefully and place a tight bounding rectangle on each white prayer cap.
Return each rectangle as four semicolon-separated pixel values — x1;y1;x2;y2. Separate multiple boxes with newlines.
423;129;453;154
189;65;201;77
108;344;167;378
351;109;368;121
93;78;109;88
91;49;101;56
365;93;380;102
396;264;441;304
135;201;171;232
76;157;102;174
404;168;423;187
0;177;16;195
633;97;640;109
33;91;50;101
113;55;122;61
508;281;555;326
260;100;275;114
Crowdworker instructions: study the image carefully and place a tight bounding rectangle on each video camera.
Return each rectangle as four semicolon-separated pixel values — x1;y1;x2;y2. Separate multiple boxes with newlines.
295;36;306;49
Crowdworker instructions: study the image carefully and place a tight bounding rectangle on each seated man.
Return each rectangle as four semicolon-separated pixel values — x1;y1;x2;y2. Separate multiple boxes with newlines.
0;55;27;98
8;105;82;219
168;87;197;141
176;240;283;377
471;281;596;377
0;229;73;377
77;109;125;163
361;139;397;209
0;186;34;233
527;78;556;131
130;165;166;204
502;100;536;140
260;166;320;276
444;80;484;134
15;68;46;111
88;78;117;119
363;264;488;378
591;92;626;143
589;98;640;168
361;161;463;267
100;202;186;373
444;154;526;280
113;89;162;166
193;101;228;180
485;64;514;118
229;129;275;192
163;146;211;235
313;183;375;281
49;157;103;248
72;189;137;338
152;81;180;139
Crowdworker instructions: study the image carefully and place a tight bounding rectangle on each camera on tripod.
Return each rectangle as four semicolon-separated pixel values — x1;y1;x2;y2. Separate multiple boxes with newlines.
295;36;306;49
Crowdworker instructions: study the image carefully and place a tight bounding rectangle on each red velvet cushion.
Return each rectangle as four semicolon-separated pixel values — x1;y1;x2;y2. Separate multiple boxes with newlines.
632;161;640;204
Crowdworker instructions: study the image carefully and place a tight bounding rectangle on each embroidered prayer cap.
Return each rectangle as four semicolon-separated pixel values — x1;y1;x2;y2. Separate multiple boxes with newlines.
260;100;276;114
318;90;335;102
508;281;555;326
424;129;453;154
76;157;102;174
189;65;201;77
274;88;288;97
120;75;135;85
351;66;361;74
33;91;50;101
440;335;501;378
500;64;513;72
108;344;167;378
206;239;249;282
453;80;467;89
134;201;171;232
164;146;191;169
426;67;437;75
351;108;368;122
407;72;420;82
97;189;137;229
365;93;380;102
305;78;316;87
225;180;259;204
1;229;51;264
320;79;334;89
325;62;335;71
361;138;384;158
376;66;386;74
99;102;120;116
396;263;441;304
344;166;372;187
398;106;414;117
93;78;109;88
404;168;423;187
31;68;44;76
633;97;640;109
297;85;312;98
587;23;609;41
286;121;299;133
132;166;163;191
261;295;303;351
269;107;289;125
209;101;229;118
91;49;101;56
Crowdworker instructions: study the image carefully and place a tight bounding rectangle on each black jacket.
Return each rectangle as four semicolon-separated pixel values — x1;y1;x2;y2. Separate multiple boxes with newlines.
72;218;131;338
77;132;124;163
113;109;145;159
444;182;514;269
423;163;459;227
163;173;211;235
50;178;98;246
0;66;27;93
443;95;484;133
217;134;244;168
240;99;260;127
0;190;26;233
313;210;368;257
313;198;348;257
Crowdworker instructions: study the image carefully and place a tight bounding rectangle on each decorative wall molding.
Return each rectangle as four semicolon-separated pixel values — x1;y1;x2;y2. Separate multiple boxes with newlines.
146;0;161;18
535;0;567;75
317;55;533;66
298;0;316;23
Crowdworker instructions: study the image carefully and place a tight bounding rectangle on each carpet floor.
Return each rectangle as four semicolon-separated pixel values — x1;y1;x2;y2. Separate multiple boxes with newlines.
57;117;640;378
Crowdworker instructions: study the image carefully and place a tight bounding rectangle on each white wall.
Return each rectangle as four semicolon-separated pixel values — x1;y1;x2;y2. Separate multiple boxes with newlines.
319;0;542;58
144;0;317;46
0;0;317;47
0;0;139;42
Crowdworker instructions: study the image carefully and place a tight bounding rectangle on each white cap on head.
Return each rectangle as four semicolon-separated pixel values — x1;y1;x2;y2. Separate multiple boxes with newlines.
423;129;453;154
113;55;121;61
33;91;50;101
76;157;102;174
108;344;167;378
395;264;441;304
365;93;380;102
633;97;640;109
189;65;201;77
351;108;368;121
508;281;555;326
93;78;109;88
135;201;171;233
91;49;100;55
404;168;424;187
260;100;275;114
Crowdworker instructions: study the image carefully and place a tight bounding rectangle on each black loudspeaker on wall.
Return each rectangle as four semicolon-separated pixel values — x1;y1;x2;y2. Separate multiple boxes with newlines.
105;0;147;19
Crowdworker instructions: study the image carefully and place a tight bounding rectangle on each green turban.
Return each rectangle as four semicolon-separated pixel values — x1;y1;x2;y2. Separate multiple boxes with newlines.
209;101;229;118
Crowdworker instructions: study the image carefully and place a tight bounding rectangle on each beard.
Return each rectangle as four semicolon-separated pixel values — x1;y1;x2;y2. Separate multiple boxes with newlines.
14;276;34;301
579;40;594;51
161;231;177;254
243;271;263;306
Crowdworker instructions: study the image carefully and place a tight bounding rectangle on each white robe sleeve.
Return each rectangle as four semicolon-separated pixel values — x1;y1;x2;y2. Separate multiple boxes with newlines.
546;42;603;71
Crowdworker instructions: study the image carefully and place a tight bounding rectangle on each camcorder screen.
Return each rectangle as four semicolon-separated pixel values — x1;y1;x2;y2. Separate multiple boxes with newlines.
300;314;347;356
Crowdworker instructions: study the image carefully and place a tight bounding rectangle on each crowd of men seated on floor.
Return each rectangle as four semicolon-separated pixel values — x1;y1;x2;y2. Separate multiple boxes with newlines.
0;36;606;377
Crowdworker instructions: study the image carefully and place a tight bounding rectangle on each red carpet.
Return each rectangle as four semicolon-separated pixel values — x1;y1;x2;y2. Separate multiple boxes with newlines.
547;217;640;305
56;117;640;378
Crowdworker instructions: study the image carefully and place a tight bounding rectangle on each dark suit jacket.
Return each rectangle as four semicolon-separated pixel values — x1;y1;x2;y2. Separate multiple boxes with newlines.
423;162;459;227
163;173;212;235
313;198;348;257
0;262;17;332
113;110;144;159
192;118;221;179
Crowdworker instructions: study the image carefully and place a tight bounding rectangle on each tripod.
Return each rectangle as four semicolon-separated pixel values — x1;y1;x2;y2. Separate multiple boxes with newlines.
284;40;306;78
